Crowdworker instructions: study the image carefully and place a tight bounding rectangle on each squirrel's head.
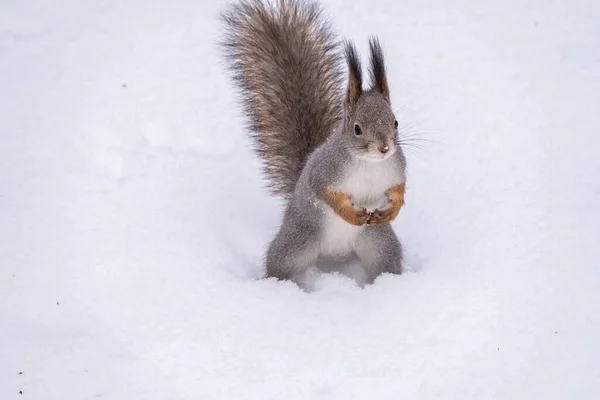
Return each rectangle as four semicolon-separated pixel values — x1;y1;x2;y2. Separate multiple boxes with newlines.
343;37;399;162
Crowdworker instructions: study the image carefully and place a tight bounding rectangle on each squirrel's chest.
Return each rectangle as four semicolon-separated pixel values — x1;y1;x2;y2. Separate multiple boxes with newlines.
319;161;400;257
337;161;399;209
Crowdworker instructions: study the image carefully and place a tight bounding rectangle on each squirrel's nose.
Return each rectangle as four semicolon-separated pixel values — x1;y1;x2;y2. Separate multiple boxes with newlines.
378;144;389;154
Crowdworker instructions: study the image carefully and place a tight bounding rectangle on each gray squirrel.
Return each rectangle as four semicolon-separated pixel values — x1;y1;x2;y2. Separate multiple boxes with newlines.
221;0;406;287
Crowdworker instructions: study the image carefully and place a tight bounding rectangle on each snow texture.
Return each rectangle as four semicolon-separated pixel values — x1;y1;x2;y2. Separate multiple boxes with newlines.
2;0;600;398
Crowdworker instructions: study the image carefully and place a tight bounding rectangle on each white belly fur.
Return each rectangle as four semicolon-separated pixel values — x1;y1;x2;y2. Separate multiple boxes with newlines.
320;159;402;256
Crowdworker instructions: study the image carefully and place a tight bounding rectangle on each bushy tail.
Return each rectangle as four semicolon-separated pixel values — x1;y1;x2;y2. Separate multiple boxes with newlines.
221;0;343;196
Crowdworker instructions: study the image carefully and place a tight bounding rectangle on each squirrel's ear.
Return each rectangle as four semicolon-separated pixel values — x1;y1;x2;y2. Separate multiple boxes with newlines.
344;40;363;105
368;36;390;102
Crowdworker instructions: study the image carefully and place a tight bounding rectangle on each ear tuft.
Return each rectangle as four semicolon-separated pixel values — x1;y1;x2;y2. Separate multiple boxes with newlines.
368;36;390;102
344;40;363;105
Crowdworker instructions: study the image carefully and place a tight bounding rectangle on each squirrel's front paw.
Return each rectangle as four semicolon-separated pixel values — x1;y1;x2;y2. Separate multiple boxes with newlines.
366;207;394;225
323;186;371;226
349;206;370;226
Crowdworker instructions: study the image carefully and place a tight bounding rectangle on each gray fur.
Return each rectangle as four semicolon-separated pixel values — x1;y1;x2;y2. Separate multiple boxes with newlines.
221;0;407;287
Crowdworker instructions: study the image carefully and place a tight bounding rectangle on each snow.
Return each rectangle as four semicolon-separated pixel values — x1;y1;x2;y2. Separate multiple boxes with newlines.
1;0;600;398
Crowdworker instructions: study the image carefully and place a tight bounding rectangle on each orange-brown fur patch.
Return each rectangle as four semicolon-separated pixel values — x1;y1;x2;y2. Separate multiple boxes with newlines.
323;186;369;226
367;182;405;225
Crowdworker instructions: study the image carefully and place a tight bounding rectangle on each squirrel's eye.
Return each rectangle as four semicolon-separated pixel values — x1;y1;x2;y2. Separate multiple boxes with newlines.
354;124;362;135
394;119;398;129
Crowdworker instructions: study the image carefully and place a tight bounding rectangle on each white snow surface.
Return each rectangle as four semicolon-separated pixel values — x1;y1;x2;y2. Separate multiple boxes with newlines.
2;0;600;398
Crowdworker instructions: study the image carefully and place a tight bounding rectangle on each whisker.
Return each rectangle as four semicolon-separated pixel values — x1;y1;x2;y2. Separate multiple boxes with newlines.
399;138;434;143
398;129;439;136
399;143;428;152
399;133;443;146
393;105;407;116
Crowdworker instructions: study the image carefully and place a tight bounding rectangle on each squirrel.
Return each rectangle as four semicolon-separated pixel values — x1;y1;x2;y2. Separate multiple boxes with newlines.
221;0;406;287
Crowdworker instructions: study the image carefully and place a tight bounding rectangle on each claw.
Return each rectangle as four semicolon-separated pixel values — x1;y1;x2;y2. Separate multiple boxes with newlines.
366;207;393;225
